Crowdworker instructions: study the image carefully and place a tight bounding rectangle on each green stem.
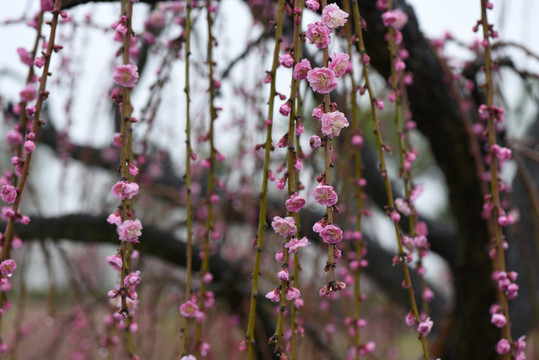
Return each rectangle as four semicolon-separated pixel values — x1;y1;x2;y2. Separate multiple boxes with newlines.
194;0;217;353
479;0;513;353
289;3;305;358
245;0;286;358
0;0;62;345
116;0;137;356
180;0;194;356
319;0;336;287
343;0;365;356
352;1;429;358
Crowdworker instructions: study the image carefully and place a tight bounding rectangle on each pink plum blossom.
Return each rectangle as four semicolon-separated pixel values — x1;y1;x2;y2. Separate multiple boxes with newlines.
284;237;309;253
124;270;141;289
382;9;408;30
6;130;23;146
117;219;143;243
17;48;33;66
395;198;411;216
19;84;36;102
312;184;338;206
0;278;11;292
279;53;294;68
279;101;291;116
321;110;349;138
107;212;122;226
305;0;319;12
203;273;213;284
422;287;434;302
265;288;280;302
2;207;15;220
24;140;35;154
295;120;304;135
180;300;199;318
395;58;406;71
111;180;139;200
496;338;511;354
404;311;415;326
0;259;17;277
106;254;123;271
112;64;139;88
307;67;338;94
277;268;289;281
417;317;433;336
34;56;45;68
286;286;301;300
25;105;37;116
310;135;322;149
351;135;363;147
293;58;311;80
41;0;54;11
491;313;507;328
271;216;297;237
305;22;332;49
320;224;343;244
312;105;324;119
285;193;306;212
19;215;30;225
275;177;286;190
328;52;349;77
321;4;348;29
1;185;17;204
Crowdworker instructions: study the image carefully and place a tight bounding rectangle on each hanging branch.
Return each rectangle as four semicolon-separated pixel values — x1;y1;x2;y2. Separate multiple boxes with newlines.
179;0;194;357
477;0;526;357
0;0;63;351
350;1;430;358
244;0;286;358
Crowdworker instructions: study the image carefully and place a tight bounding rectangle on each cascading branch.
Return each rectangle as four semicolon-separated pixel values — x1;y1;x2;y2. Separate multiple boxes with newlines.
304;1;349;297
0;0;64;352
350;1;432;358
477;1;526;358
105;1;142;358
380;0;436;337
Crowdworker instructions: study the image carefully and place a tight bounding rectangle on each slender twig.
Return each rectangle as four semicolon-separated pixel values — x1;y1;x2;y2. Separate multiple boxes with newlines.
0;0;63;347
479;1;513;357
194;0;218;353
352;0;430;358
179;0;194;356
245;0;286;358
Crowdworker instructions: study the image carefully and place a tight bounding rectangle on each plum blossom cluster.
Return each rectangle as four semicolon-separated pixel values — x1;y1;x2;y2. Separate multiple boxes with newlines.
104;4;144;348
495;334;527;359
179;287;216;324
298;2;351;299
297;5;349;95
266;216;309;307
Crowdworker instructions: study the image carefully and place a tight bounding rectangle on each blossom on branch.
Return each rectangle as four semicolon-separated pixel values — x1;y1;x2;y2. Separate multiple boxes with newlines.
112;64;139;88
117;219;143;243
321;4;348;29
307;67;337;94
